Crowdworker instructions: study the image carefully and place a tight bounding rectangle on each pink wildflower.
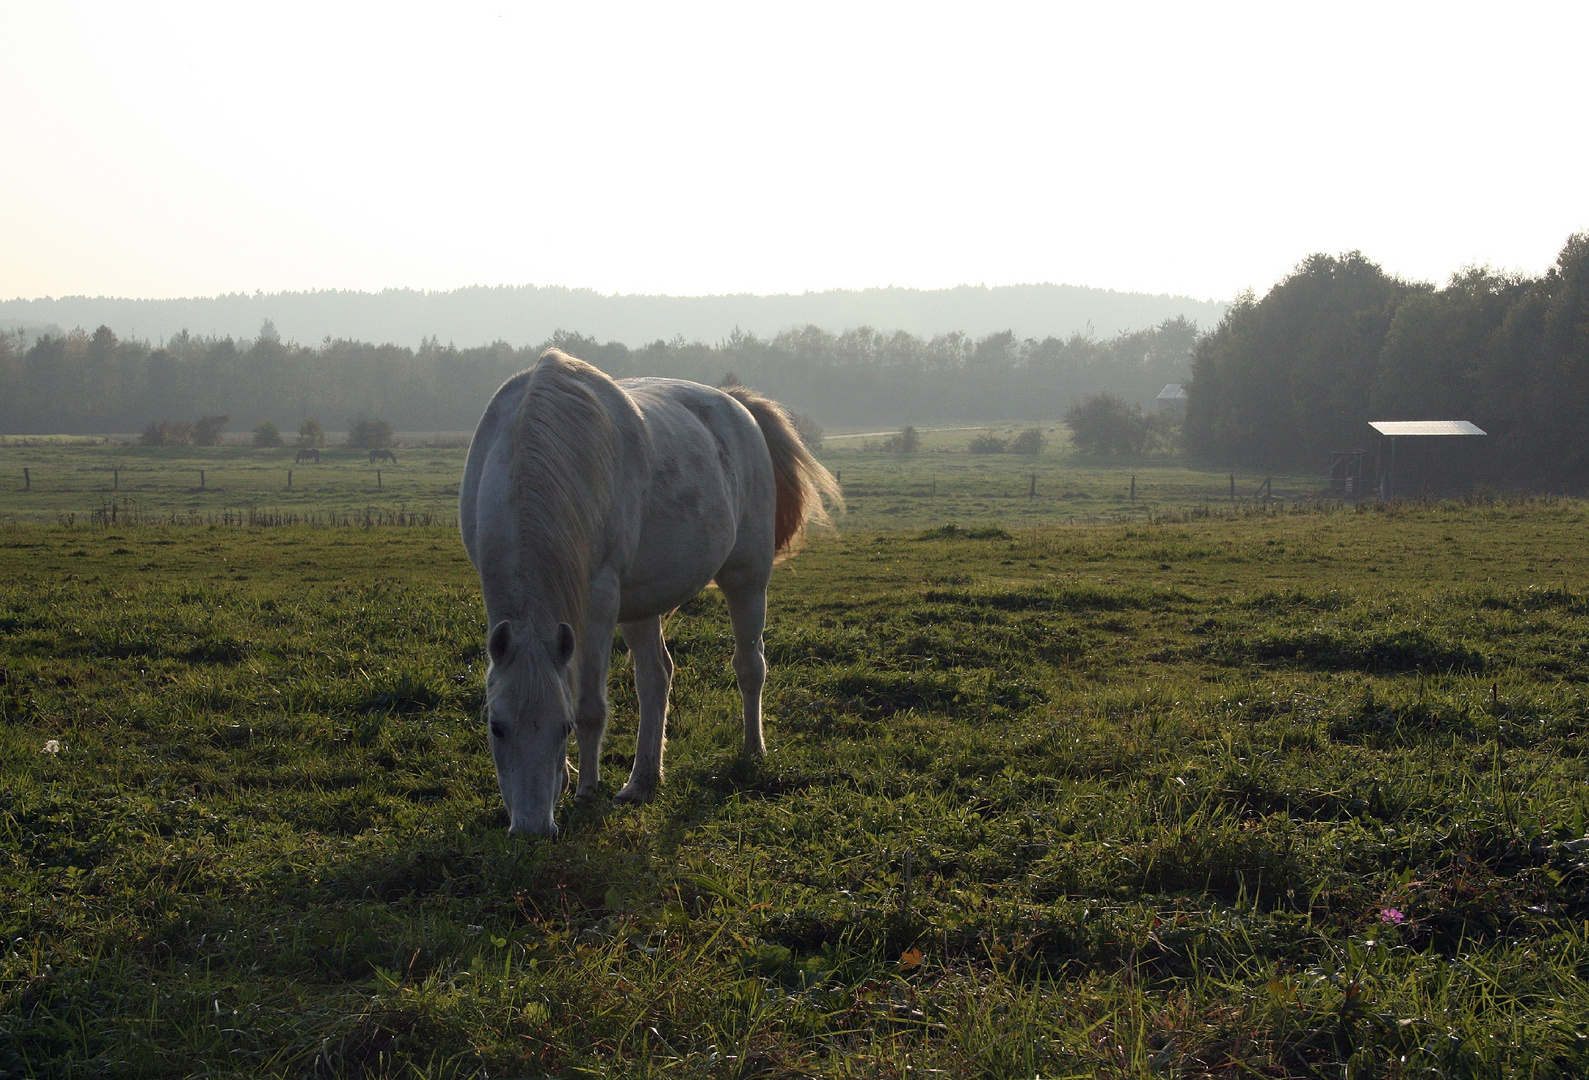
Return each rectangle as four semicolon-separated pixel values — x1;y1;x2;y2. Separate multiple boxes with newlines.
1380;908;1405;925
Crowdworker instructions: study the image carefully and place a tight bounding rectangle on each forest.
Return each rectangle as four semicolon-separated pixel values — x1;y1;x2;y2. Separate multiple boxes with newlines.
1185;232;1589;490
3;232;1586;492
0;318;1198;436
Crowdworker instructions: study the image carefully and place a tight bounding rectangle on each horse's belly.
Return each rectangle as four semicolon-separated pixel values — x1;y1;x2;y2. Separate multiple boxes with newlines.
616;522;736;621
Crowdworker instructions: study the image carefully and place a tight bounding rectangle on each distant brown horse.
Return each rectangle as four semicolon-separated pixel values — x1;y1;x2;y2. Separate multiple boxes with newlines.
295;447;320;464
369;448;397;464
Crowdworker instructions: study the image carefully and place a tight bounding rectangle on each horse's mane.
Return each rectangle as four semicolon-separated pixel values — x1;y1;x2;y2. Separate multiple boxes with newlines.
510;349;621;633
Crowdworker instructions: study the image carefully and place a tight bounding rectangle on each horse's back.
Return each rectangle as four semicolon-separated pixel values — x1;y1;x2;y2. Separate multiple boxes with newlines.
613;378;777;618
462;362;776;624
623;379;775;535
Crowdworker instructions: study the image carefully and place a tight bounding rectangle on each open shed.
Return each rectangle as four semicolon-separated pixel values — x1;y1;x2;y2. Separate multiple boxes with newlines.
1369;420;1487;499
1156;383;1188;418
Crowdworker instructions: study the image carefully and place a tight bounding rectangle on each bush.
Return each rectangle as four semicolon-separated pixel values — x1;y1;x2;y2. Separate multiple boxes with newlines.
347;414;393;450
1064;394;1150;454
1011;427;1046;456
192;415;229;446
252;421;284;448
791;413;824;452
297;419;325;448
882;426;920;453
1147;412;1180;452
968;432;1008;454
140;420;194;446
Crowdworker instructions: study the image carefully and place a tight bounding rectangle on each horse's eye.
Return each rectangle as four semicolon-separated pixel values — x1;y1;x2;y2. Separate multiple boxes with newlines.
490;720;508;741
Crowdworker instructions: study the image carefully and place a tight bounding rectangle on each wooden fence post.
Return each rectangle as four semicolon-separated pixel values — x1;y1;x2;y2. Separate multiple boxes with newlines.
23;467;30;490
377;469;382;488
200;469;205;489
287;470;293;489
1130;475;1136;502
1229;474;1235;501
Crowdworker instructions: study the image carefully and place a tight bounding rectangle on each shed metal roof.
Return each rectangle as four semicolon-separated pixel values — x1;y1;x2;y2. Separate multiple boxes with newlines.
1157;383;1187;400
1368;420;1486;436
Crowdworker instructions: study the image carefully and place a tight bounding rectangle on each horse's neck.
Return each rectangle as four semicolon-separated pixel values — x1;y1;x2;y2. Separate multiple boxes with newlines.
480;516;591;638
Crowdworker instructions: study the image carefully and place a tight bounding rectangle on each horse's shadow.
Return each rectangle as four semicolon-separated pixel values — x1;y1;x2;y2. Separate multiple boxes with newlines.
237;741;830;962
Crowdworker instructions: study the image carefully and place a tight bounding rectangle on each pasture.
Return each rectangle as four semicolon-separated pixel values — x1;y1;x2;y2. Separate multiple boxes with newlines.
2;477;1589;1074
0;435;1316;532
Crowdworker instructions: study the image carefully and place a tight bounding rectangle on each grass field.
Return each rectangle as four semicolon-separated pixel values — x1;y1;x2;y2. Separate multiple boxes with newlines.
0;435;1317;532
3;450;1589;1075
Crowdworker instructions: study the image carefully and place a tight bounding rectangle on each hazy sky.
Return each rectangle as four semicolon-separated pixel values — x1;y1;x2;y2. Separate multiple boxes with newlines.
4;1;1585;304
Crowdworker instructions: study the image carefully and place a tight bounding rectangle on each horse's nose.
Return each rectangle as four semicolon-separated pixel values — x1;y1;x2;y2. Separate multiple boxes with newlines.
507;816;558;840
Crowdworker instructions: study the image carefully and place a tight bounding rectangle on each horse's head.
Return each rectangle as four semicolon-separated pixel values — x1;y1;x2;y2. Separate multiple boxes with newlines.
484;619;575;837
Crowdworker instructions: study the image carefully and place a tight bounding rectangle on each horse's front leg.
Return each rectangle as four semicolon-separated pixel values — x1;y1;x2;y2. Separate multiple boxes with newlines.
573;571;620;803
616;614;672;803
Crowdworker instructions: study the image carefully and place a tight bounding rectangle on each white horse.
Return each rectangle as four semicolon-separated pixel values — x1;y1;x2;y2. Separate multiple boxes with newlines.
460;349;841;836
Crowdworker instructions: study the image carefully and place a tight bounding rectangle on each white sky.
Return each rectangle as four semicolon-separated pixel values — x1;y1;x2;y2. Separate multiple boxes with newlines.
3;1;1585;303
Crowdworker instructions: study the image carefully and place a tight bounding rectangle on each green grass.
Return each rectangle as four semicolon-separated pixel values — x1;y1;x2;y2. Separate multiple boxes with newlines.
0;443;467;525
0;439;1312;531
4;488;1589;1076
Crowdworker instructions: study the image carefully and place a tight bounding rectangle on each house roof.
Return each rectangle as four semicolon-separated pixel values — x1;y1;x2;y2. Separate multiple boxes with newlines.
1157;383;1187;400
1368;420;1486;436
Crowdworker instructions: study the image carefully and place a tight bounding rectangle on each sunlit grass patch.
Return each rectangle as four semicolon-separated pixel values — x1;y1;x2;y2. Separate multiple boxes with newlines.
3;503;1589;1076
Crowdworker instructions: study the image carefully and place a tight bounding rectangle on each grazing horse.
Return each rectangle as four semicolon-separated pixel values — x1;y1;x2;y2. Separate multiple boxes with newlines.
295;447;320;464
460;349;840;837
369;448;397;464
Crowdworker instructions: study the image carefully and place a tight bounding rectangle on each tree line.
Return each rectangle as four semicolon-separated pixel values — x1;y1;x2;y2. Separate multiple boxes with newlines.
1185;233;1589;490
0;318;1200;436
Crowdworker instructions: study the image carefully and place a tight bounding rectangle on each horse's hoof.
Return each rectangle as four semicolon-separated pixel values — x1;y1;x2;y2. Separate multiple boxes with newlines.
614;784;654;804
572;789;601;806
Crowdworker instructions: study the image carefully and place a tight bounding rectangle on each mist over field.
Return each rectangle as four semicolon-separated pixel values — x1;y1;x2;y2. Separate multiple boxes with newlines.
0;282;1226;352
3;230;1588;492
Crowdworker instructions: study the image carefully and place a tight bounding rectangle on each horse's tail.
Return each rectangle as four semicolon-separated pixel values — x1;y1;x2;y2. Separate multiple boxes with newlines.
724;387;843;554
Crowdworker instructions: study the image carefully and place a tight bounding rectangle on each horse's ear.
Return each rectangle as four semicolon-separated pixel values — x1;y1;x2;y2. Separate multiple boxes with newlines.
551;622;575;669
488;620;514;663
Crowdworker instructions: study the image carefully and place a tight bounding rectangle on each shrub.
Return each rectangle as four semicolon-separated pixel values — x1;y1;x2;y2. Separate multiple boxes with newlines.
347;414;394;450
252;421;285;448
882;426;920;453
1011;427;1046;456
791;413;824;452
1064;393;1150;454
140;420;194;446
968;432;1008;454
297;419;325;448
1147;412;1180;452
192;415;230;446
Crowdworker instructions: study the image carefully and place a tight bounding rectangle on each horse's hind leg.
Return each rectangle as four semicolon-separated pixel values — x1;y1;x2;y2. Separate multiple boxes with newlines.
717;573;769;758
617;614;672;803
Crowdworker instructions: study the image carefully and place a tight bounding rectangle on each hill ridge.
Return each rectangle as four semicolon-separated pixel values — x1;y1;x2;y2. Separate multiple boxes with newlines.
1;281;1228;348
